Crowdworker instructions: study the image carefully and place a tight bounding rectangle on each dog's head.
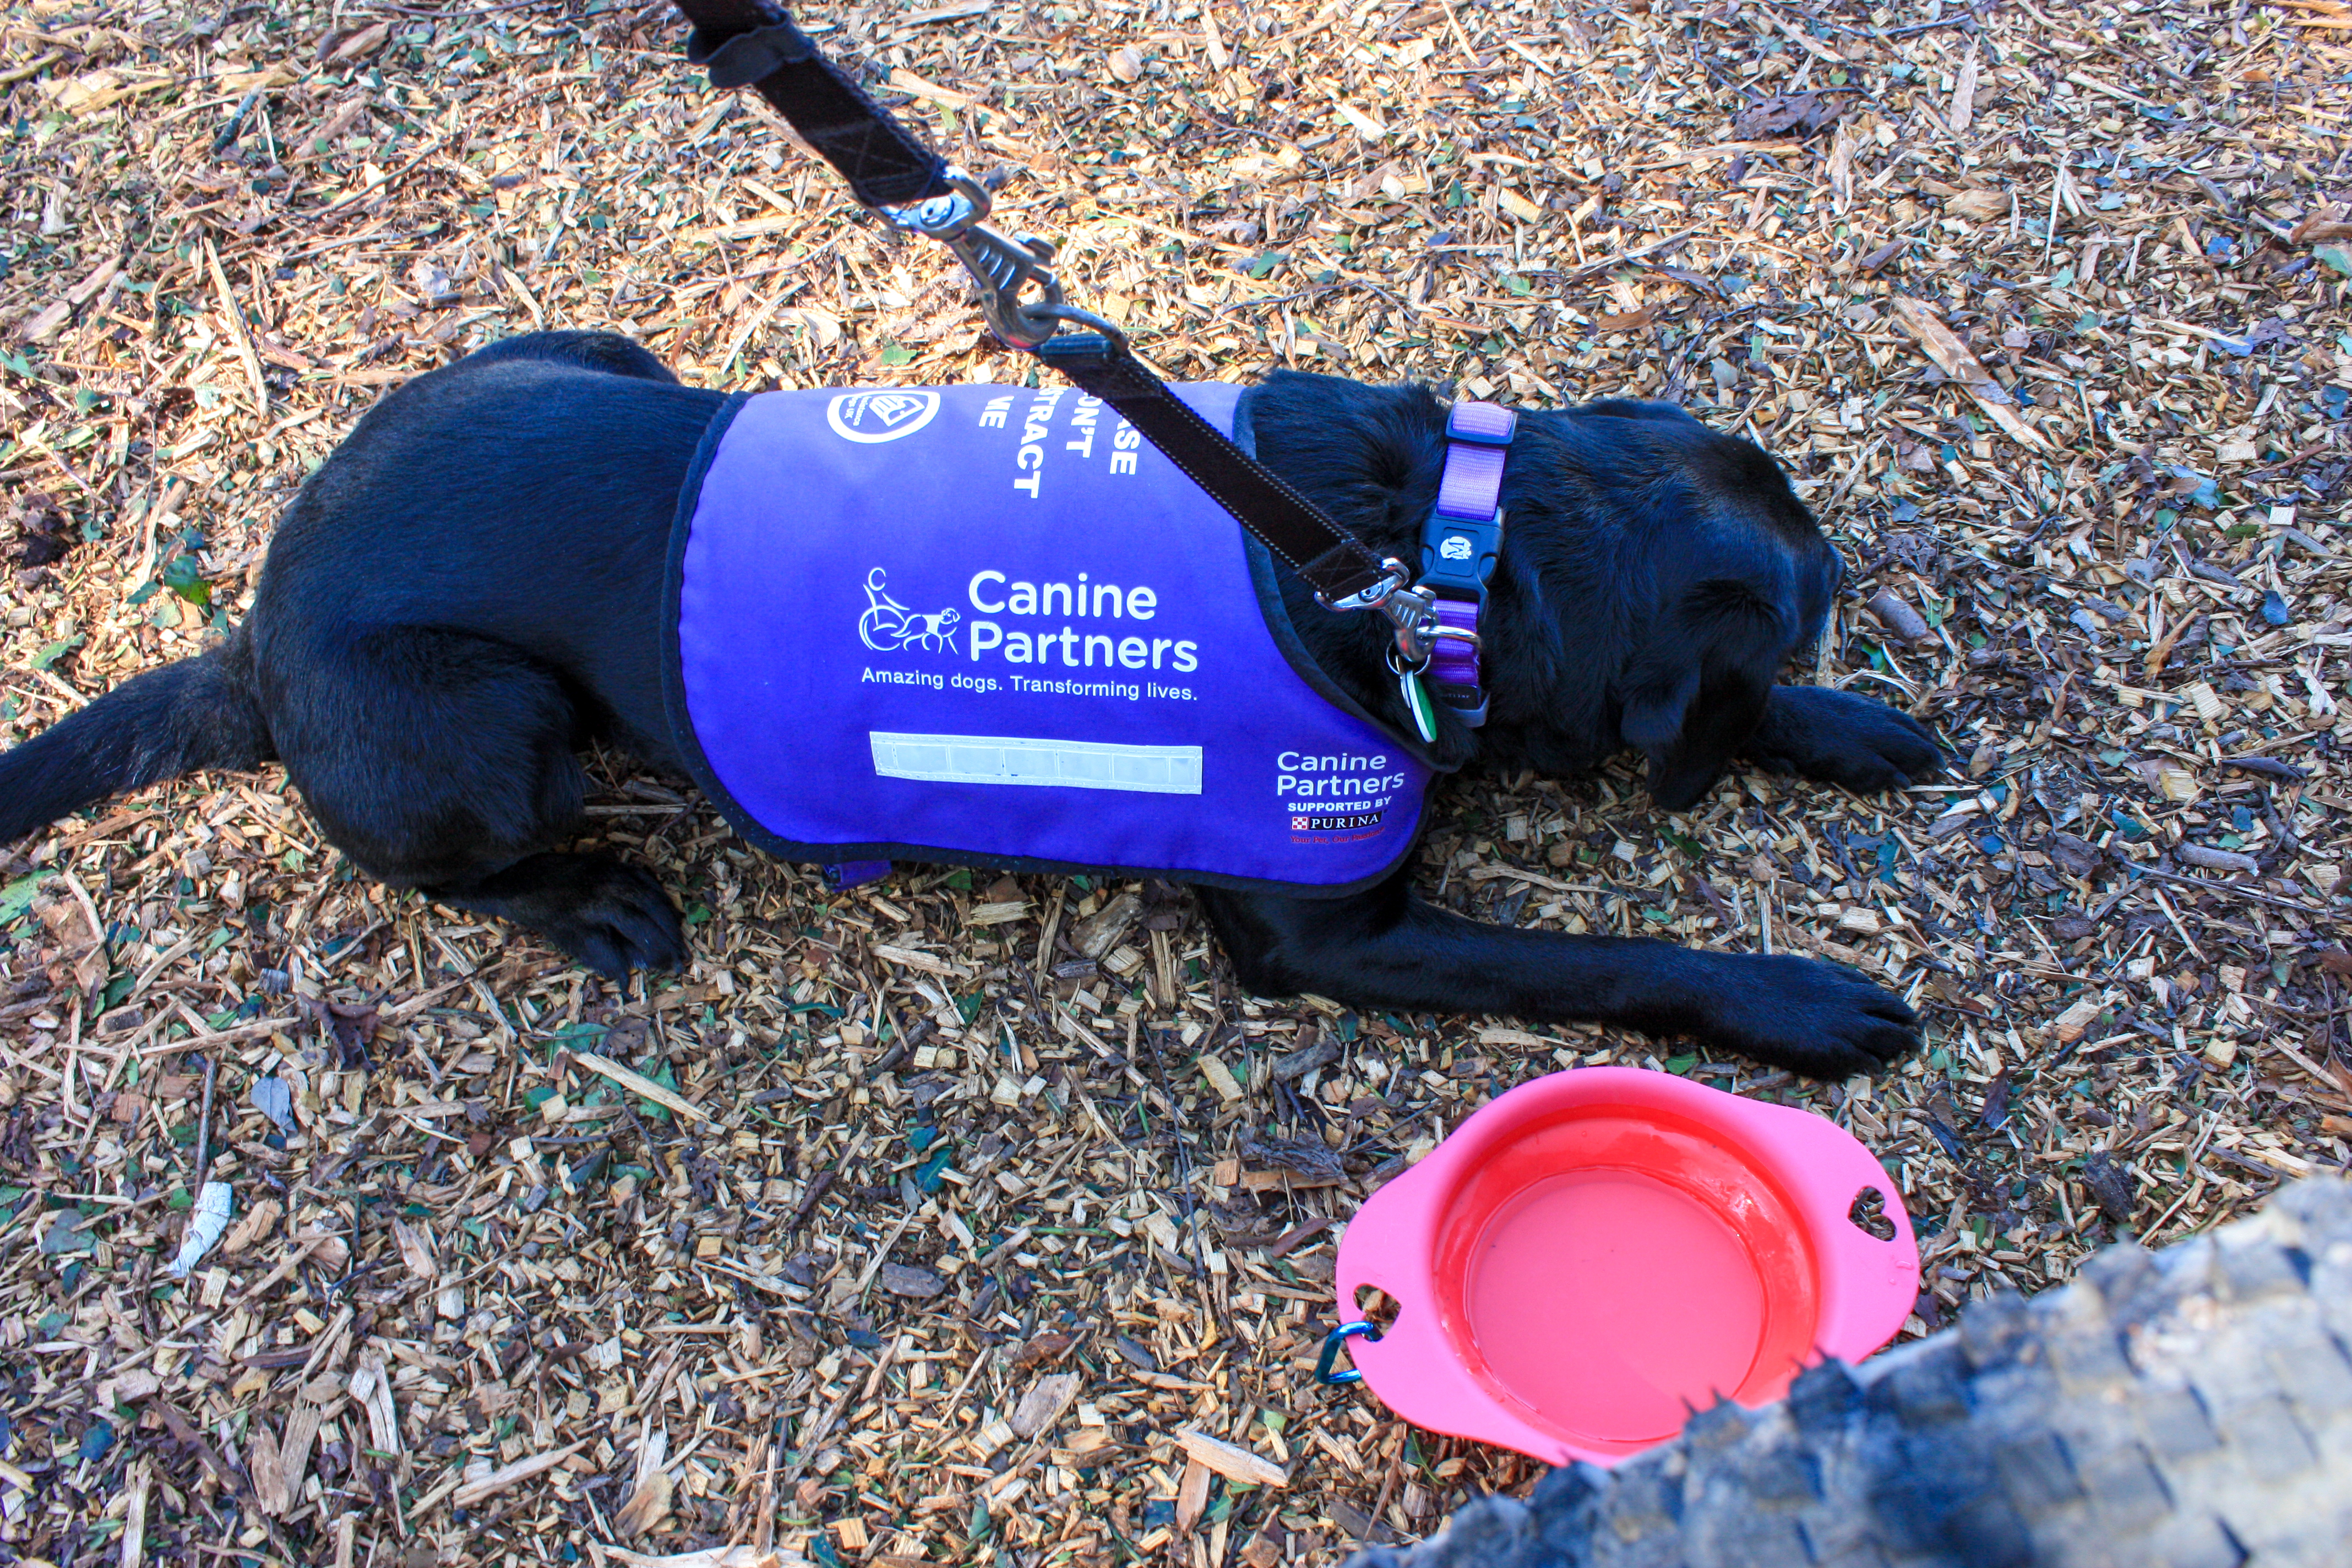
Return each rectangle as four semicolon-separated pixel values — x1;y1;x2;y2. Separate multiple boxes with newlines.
1243;375;1842;799
1458;399;1844;808
1506;399;1840;809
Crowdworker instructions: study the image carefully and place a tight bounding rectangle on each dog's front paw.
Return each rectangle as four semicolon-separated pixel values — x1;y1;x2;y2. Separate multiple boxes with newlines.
544;859;688;978
456;852;688;978
1700;954;1919;1077
1749;685;1944;794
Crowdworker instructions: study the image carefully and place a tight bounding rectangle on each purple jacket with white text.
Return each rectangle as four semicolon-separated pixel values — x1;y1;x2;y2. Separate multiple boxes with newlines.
663;380;1441;893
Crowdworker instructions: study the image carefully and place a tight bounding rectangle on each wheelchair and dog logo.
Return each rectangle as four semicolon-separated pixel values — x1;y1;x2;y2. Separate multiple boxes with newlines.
858;569;960;653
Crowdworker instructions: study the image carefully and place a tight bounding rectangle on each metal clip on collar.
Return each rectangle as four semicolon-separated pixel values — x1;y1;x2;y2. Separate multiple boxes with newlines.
1319;556;1439;667
884;169;1103;351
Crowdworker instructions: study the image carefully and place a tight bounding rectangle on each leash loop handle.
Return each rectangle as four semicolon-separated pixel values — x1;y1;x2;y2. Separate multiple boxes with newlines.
693;18;815;88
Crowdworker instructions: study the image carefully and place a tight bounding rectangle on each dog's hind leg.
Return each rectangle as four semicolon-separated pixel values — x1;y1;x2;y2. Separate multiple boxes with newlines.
264;626;684;978
1198;867;1918;1079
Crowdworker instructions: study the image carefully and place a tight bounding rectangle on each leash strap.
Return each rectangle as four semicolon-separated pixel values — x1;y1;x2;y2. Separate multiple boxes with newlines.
1415;401;1515;725
1036;332;1396;604
674;0;951;209
667;0;1410;616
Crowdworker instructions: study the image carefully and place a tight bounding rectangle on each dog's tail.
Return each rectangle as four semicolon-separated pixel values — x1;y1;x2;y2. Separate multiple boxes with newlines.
0;628;274;846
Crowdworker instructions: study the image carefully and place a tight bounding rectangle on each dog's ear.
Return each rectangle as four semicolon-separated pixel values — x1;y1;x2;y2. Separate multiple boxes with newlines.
1242;371;1448;541
1621;580;1788;810
1619;661;1702;753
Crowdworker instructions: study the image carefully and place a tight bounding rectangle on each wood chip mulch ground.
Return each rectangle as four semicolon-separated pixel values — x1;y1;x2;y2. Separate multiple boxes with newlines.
4;0;2352;1564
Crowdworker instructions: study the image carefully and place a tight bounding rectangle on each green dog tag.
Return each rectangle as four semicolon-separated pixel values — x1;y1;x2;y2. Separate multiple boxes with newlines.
1400;663;1438;744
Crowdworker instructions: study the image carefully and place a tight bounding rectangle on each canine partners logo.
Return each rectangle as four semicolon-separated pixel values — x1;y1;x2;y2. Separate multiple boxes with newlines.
827;390;941;444
858;569;960;653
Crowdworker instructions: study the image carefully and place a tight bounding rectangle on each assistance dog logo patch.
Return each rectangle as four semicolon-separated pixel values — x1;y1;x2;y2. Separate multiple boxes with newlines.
858;568;961;654
826;389;942;444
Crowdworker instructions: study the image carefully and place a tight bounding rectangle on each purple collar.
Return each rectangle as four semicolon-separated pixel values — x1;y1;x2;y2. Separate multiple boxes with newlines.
1417;400;1516;726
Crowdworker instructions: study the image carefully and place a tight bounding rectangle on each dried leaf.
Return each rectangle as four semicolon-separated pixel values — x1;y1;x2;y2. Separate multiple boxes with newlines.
1888;297;2051;451
250;1075;296;1134
878;1261;945;1298
1950;44;1980;134
1731;92;1843;139
324;21;391;64
2080;1151;2137;1223
1240;1133;1346;1187
1947;187;2013;222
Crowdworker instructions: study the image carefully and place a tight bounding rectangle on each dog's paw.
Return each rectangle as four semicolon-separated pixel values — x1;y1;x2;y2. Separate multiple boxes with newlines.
1701;954;1919;1077
542;859;688;978
455;853;688;978
1749;685;1945;794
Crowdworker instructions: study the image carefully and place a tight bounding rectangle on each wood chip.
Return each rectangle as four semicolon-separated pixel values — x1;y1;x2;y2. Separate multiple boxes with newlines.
1175;1457;1213;1533
595;1550;799;1568
1009;1371;1082;1439
1174;1427;1291;1488
449;1439;594;1508
570;1048;711;1123
1197;1053;1245;1102
1889;297;2051;451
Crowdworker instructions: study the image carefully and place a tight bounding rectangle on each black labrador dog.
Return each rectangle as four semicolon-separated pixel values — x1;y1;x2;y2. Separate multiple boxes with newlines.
0;331;1940;1077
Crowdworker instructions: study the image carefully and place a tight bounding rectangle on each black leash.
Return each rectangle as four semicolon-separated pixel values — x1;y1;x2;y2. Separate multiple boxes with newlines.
680;0;950;208
666;0;1439;642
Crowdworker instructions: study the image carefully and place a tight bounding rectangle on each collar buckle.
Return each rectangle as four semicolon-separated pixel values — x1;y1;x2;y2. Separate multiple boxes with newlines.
1417;400;1516;726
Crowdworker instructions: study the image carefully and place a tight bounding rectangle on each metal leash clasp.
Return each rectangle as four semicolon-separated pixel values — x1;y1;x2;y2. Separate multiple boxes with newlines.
1320;556;1439;665
881;168;1068;350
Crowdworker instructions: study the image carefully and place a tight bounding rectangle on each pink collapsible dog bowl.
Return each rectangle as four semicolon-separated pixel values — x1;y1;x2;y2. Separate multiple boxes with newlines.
1325;1066;1918;1466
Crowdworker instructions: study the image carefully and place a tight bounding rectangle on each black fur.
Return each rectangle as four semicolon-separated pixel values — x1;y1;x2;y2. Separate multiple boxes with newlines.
0;635;271;844
0;331;1944;1076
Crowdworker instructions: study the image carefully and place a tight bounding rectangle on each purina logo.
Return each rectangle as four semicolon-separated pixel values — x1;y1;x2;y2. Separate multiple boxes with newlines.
858;568;960;653
826;389;941;444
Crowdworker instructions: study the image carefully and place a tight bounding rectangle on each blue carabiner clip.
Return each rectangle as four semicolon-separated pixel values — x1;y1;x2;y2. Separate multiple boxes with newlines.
1314;1320;1385;1386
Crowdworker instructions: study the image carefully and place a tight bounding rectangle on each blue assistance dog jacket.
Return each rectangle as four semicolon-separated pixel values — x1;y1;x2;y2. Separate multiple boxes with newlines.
665;381;1442;895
